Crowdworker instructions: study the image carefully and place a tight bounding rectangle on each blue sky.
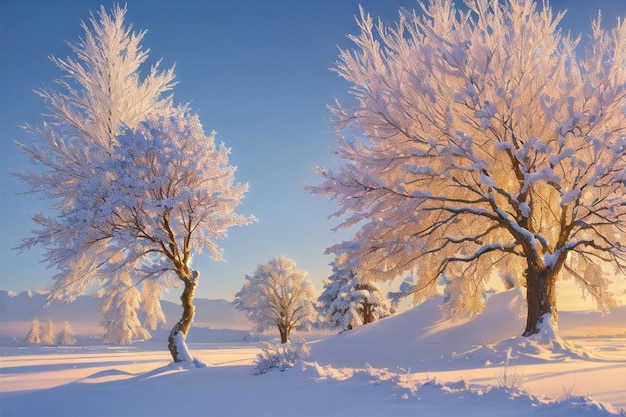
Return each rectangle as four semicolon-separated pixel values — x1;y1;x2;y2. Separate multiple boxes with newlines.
1;0;625;308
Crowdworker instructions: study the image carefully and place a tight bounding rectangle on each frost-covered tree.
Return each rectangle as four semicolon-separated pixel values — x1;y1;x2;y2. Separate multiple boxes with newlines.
57;321;77;345
14;5;179;344
24;318;41;345
15;6;255;364
101;270;151;344
141;279;167;331
311;0;626;336
234;256;317;343
40;320;56;345
318;259;393;331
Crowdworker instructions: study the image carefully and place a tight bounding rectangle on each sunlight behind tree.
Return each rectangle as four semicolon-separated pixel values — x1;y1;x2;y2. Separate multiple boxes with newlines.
311;0;626;336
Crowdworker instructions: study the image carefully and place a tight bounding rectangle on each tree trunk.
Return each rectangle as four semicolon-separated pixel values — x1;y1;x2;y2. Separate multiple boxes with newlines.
278;324;289;344
523;267;558;336
168;270;198;362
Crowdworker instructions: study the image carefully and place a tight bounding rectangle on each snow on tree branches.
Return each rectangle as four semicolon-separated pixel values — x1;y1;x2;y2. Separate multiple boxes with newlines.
234;256;317;343
318;259;393;331
311;0;626;337
14;5;255;363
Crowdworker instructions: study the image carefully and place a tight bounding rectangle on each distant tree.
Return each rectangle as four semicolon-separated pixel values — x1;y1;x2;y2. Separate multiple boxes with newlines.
318;258;393;331
40;320;56;345
141;279;167;331
15;6;255;364
311;0;626;337
101;271;151;344
234;256;317;343
24;318;41;345
57;321;77;345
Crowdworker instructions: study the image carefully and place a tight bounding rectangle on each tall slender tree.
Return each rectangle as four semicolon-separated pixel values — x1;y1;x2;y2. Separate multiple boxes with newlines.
15;6;254;363
311;0;626;336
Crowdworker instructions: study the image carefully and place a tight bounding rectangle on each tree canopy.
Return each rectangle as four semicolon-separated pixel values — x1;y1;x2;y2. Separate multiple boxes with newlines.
234;256;317;343
311;0;626;336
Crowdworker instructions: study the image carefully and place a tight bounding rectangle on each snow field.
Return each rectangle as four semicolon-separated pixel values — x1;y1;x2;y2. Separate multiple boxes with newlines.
1;289;625;416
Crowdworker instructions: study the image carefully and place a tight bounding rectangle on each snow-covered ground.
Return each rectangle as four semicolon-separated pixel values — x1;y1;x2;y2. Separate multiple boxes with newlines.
1;288;625;416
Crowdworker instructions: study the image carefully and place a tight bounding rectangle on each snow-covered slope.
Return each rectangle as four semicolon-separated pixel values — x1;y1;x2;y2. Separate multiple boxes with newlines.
310;288;626;368
1;287;624;417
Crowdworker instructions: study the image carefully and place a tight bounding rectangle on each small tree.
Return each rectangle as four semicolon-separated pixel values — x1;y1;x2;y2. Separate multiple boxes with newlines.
57;321;77;345
24;318;41;345
40;320;56;345
234;256;317;343
311;0;626;337
318;258;393;331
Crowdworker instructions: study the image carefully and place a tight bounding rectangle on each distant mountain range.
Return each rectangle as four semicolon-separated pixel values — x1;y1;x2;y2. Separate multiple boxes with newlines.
0;290;252;339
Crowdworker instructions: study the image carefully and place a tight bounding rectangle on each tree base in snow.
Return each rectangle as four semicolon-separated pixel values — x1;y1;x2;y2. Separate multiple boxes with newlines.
168;357;209;369
476;316;595;364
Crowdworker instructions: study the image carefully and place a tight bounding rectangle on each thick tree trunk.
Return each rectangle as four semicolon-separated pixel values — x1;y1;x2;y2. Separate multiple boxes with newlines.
278;324;290;344
168;270;198;362
523;267;558;336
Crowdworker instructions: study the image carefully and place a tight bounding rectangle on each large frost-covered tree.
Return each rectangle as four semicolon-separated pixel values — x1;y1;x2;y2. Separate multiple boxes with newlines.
311;0;626;336
15;5;178;344
318;258;393;331
15;6;254;363
234;256;317;343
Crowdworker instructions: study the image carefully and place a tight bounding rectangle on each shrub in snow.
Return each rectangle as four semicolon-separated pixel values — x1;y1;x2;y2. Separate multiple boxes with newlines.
494;348;525;392
255;339;310;374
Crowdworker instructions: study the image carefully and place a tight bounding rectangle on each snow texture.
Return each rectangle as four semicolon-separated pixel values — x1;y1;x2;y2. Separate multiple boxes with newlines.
1;289;625;417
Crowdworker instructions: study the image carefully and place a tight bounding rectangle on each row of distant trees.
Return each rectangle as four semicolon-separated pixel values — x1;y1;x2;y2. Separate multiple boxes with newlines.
24;318;76;346
22;256;394;347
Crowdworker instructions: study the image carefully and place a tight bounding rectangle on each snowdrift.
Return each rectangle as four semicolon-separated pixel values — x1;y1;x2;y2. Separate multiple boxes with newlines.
309;288;625;369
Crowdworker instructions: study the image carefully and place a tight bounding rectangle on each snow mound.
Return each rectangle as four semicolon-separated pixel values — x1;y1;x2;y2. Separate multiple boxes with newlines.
309;288;595;370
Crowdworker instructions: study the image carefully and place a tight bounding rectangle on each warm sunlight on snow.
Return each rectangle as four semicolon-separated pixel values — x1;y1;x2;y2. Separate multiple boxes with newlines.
1;289;625;417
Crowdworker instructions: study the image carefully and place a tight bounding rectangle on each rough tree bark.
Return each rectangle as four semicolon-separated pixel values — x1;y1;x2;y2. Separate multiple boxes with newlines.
524;267;558;336
168;270;198;362
278;323;291;344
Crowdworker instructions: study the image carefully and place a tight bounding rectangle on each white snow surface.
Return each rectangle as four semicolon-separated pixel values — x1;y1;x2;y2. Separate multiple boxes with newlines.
1;288;625;416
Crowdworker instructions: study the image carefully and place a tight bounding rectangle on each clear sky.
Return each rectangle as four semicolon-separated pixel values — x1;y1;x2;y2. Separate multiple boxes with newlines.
1;0;625;310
